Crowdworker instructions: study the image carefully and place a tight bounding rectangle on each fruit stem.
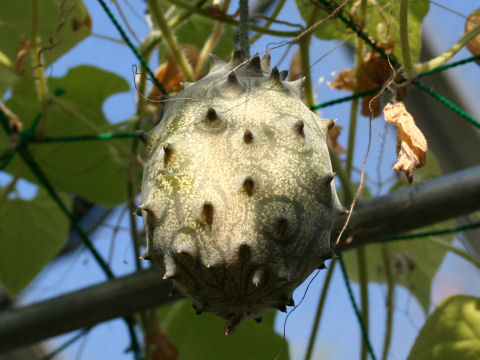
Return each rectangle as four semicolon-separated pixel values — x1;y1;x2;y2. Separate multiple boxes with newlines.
239;0;250;56
147;0;195;81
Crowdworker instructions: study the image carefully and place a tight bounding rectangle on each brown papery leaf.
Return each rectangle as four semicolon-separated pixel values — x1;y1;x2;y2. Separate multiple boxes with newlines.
328;125;346;154
384;102;427;183
465;9;480;65
145;318;178;360
148;44;200;102
330;41;403;118
289;49;302;81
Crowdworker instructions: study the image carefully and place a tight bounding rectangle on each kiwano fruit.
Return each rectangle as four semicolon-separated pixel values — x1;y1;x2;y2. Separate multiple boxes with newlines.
139;50;345;335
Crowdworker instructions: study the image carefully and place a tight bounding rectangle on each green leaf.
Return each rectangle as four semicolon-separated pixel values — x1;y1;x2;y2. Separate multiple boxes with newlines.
342;221;453;314
0;0;91;95
2;66;131;205
408;295;480;360
0;188;70;296
158;299;289;360
343;152;450;313
295;0;429;61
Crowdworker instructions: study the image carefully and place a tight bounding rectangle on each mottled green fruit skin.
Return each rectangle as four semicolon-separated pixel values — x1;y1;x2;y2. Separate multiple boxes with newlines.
141;51;343;334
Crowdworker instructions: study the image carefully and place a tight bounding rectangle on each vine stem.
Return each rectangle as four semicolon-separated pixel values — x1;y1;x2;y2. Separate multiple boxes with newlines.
31;0;49;136
381;245;395;360
147;0;195;81
357;247;369;360
239;0;250;56
140;0;209;57
299;5;321;108
304;260;336;360
426;236;480;269
165;0;300;37
249;0;286;44
399;0;414;78
414;22;480;74
344;2;370;360
194;0;232;77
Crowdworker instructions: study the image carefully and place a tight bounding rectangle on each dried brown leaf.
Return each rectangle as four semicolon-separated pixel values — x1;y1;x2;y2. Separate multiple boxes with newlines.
328;125;346;154
329;68;354;92
384;102;427;183
148;44;200;101
465;9;480;65
330;41;404;118
288;50;302;81
145;318;178;360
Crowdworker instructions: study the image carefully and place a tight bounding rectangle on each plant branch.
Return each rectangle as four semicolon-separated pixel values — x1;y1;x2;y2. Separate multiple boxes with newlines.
399;0;414;78
413;22;480;74
2;165;480;350
0;268;177;353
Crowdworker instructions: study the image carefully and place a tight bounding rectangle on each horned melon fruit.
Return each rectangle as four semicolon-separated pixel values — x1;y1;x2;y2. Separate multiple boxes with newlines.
139;49;344;335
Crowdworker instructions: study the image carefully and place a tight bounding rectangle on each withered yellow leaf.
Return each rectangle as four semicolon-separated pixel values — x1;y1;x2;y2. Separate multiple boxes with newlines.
384;102;427;183
465;9;480;65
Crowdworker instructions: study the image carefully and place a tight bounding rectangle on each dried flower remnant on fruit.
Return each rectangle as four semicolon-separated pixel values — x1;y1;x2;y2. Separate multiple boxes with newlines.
465;9;480;65
384;102;427;183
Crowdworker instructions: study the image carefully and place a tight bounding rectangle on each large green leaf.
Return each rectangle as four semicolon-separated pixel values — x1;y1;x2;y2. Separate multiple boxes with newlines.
342;153;450;313
158;299;289;360
408;295;480;360
2;66;131;205
295;0;429;62
0;0;91;95
0;188;70;296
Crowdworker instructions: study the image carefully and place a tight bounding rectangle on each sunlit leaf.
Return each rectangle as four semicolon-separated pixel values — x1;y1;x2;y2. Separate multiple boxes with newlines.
0;0;91;95
0;188;70;296
2;66;131;205
408;295;480;360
